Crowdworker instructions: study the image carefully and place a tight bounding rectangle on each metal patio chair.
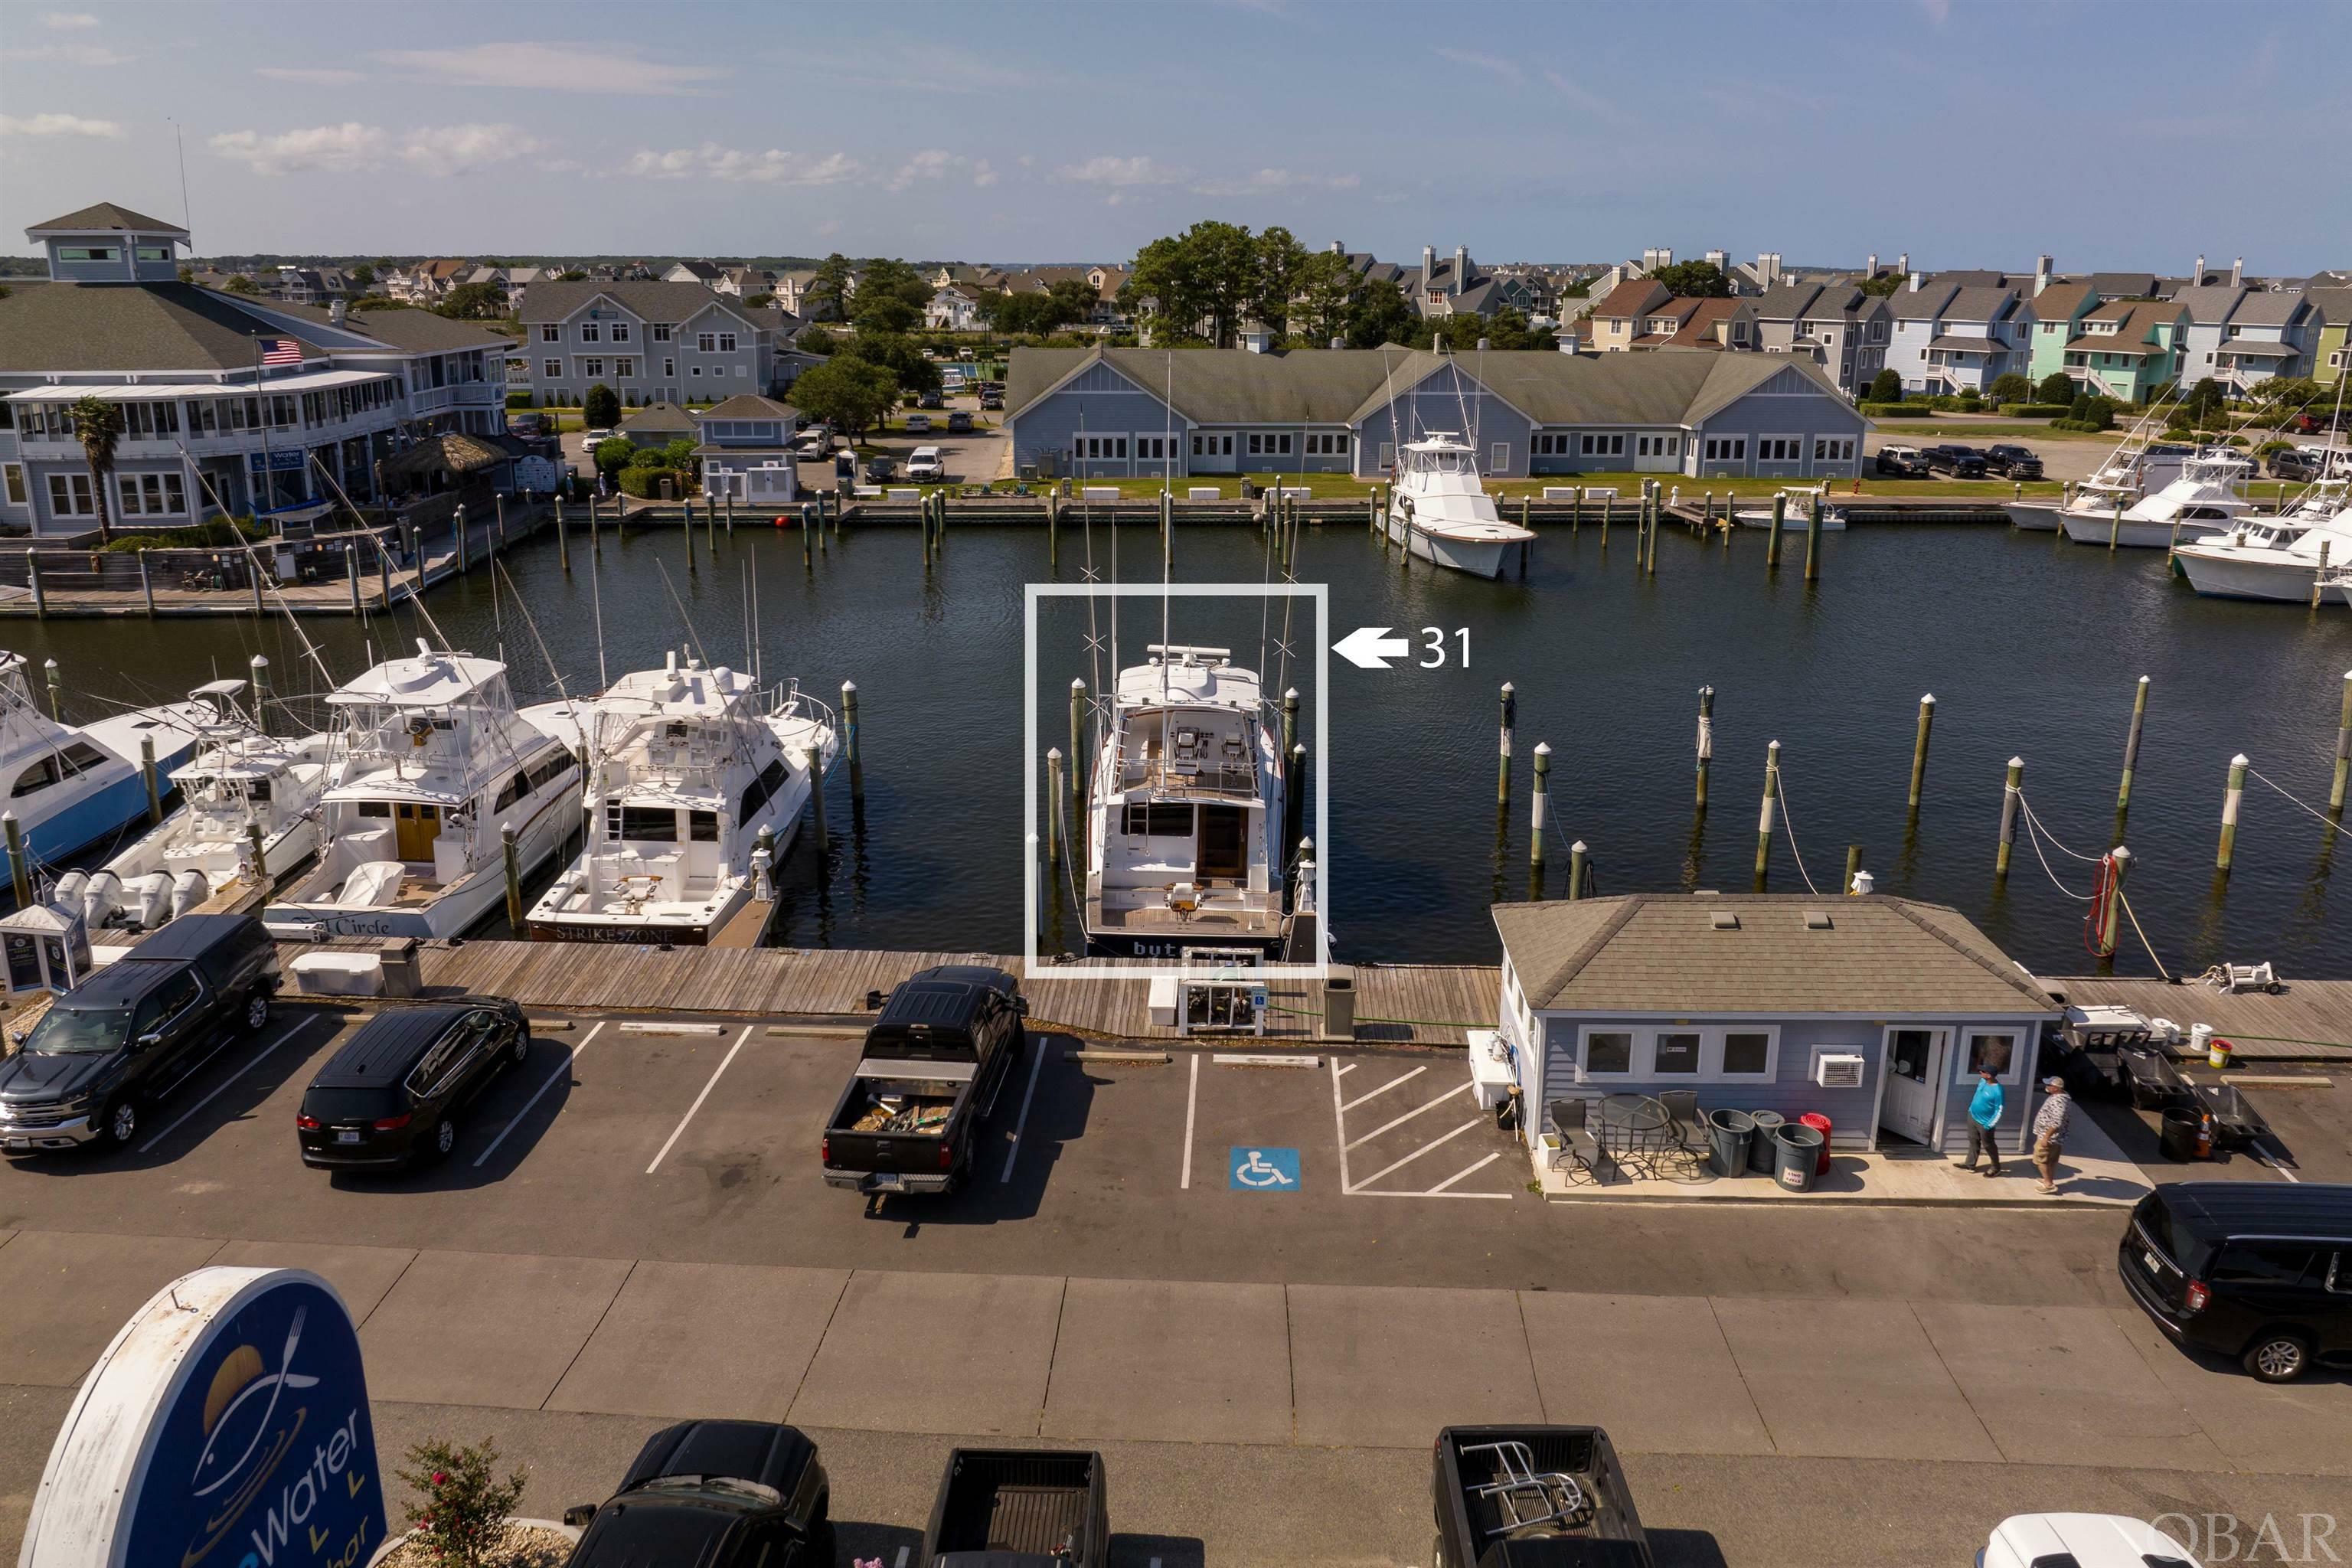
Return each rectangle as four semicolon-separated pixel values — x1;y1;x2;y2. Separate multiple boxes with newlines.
1546;1098;1608;1186
1653;1089;1714;1181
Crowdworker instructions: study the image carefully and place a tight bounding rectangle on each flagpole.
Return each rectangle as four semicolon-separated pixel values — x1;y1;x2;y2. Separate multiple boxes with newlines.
256;337;270;520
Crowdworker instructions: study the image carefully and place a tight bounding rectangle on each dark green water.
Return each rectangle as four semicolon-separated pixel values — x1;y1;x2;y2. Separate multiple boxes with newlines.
16;513;2352;979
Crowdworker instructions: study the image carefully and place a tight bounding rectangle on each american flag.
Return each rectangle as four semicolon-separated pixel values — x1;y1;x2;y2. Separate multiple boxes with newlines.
257;337;303;366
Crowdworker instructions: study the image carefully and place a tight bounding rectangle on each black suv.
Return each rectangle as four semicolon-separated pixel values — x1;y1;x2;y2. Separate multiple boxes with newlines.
1984;443;2043;479
1924;443;1989;478
0;914;279;1153
2119;1182;2352;1382
296;998;528;1168
565;1421;833;1567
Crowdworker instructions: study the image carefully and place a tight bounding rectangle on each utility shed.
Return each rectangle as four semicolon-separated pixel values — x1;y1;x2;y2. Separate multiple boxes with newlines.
1490;893;2060;1156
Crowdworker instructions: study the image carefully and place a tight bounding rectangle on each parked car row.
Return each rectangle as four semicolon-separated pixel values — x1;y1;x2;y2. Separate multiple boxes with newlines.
1873;441;2044;481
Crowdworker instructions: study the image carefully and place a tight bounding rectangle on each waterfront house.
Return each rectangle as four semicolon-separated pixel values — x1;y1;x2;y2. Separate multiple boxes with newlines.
1004;345;1866;482
1883;279;2030;395
1583;280;1673;352
717;266;773;299
617;400;697;448
2213;290;2315;394
1884;277;1960;393
2062;299;2187;402
1489;893;2063;1159
1628;296;1759;352
2169;284;2248;387
691;394;799;507
1750;283;1886;396
392;258;470;305
926;283;988;332
664;260;727;287
0;201;508;536
2024;278;2099;387
2308;288;2352;388
519;280;789;408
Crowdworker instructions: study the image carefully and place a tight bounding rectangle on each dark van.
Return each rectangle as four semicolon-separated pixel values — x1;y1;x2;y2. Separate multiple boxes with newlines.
296;998;528;1168
2118;1182;2352;1382
0;913;279;1152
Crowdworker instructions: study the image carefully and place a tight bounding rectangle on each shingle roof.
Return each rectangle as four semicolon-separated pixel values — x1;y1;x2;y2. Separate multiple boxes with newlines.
2216;341;2296;358
0;281;325;372
619;401;697;436
1798;284;1867;322
695;394;798;420
2226;290;2308;328
1928;335;2004;353
26;201;186;237
2027;278;2096;322
2169;284;2246;324
1929;270;2013;289
1888;280;1960;319
1589;279;1671;321
2305;286;2352;325
1750;281;1824;322
1491;893;2054;1015
520;279;754;326
272;299;508;352
2083;272;2159;299
1941;286;2021;325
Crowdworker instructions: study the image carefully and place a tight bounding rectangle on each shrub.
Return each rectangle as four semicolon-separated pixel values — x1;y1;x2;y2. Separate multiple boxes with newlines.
1991;373;2033;403
505;391;534;409
396;1436;528;1568
591;437;638;475
617;465;683;499
1859;401;1928;416
1867;368;1903;403
1997;403;2072;418
2256;439;2293;456
583;383;620;430
2037;371;2075;403
100;516;269;553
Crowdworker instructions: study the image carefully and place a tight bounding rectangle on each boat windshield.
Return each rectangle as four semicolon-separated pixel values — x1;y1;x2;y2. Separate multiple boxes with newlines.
1409;448;1472;477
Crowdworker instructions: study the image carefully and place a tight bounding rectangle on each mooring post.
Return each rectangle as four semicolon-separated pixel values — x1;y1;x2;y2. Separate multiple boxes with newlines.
1069;678;1086;806
1766;491;1786;570
805;740;828;854
1045;749;1063;864
2313;539;2334;610
1599;495;1609;551
245;822;270;887
1907;693;1936;812
455;502;469;576
501;822;522;931
1648;484;1661;576
1573;485;1583;536
250;554;266;617
1755;740;1780;890
1285;743;1307;867
752;824;776;902
1804;492;1824;582
1282;687;1300;760
43;658;61;721
139;548;155;616
2332;670;2352;816
840;680;864;802
1995;756;2024;878
24;552;42;620
2096;845;2132;960
685;495;697;573
248;654;271;736
802;505;812;571
2217;753;2249;872
1844;843;1862;895
2118;675;2150;812
2109;495;2122;553
494;494;506;554
1695;685;1713;808
1047;492;1059;568
557;494;570;573
1530;742;1551;870
1568;839;1587;901
378;535;393;605
141;735;162;825
2;812;25;907
1497;681;1516;807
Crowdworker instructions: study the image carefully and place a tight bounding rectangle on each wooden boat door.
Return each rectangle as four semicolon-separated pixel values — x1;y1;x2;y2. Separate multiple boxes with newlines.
394;802;442;862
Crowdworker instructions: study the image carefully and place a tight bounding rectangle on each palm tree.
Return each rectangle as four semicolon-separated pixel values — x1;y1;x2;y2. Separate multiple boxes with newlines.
69;395;123;546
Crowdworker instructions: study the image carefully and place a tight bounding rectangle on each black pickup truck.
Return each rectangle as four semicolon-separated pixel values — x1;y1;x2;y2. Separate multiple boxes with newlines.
923;1448;1109;1567
822;965;1027;1196
564;1420;832;1567
1924;443;1989;478
1432;1425;1652;1568
1984;443;2043;479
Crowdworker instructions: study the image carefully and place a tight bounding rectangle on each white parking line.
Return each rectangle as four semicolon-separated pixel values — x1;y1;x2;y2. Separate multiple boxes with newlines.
136;1014;325;1153
473;1021;604;1168
1330;1056;1515;1200
1341;1064;1423;1112
1329;1057;1354;1191
1345;1080;1470;1150
645;1025;753;1174
1000;1037;1048;1183
1426;1152;1504;1194
1181;1052;1199;1189
2252;1139;2301;1182
1348;1116;1486;1191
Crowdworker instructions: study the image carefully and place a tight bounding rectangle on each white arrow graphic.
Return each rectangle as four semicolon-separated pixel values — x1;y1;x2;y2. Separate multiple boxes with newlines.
1333;626;1412;670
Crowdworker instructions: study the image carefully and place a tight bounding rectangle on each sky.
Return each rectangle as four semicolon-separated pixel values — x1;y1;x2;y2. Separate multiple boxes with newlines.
2;0;2347;273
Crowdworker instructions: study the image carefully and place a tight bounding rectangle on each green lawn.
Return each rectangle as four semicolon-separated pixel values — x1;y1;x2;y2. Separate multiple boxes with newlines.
1867;422;2109;440
998;471;2063;502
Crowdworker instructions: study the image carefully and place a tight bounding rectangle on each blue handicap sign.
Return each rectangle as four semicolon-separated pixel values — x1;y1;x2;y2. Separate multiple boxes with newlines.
1230;1146;1300;1191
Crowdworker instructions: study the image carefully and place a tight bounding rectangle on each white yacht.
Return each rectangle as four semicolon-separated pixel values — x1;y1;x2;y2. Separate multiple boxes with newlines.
520;653;837;945
1084;644;1289;959
0;651;210;875
2058;449;2256;548
1733;488;1848;531
1385;433;1534;578
2011;440;2196;532
60;679;330;933
2174;484;2352;602
263;642;580;939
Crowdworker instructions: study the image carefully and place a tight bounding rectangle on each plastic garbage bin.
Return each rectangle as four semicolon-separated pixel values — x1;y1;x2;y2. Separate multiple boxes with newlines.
2159;1107;2211;1162
1322;972;1355;1038
1775;1122;1824;1191
1746;1109;1785;1173
1708;1109;1756;1178
1798;1112;1834;1175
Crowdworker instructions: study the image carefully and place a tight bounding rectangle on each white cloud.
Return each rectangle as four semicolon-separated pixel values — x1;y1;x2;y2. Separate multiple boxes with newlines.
1191;167;1361;198
209;122;385;175
973;159;998;188
402;122;544;175
255;66;366;85
887;149;998;193
1436;47;1524;86
0;112;126;139
1055;155;1189;188
14;43;129;64
377;42;726;96
43;11;99;27
620;144;861;185
1541;69;1634;127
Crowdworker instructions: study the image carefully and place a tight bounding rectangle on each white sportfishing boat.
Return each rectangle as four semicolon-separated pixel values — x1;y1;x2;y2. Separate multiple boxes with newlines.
1083;644;1289;959
59;679;330;933
0;651;210;875
1385;433;1534;578
2173;483;2352;603
263;642;580;939
2011;440;2196;532
2058;449;2256;548
1733;488;1848;531
520;652;837;945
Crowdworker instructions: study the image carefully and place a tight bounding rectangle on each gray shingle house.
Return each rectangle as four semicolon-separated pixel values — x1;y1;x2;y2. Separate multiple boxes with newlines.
1491;893;2062;1158
691;393;800;506
520;281;789;408
1004;347;1866;482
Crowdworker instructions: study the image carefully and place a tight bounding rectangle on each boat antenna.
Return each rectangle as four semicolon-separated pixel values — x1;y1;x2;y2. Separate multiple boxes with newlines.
173;442;339;707
299;448;460;658
1161;351;1173;708
493;557;588;756
749;550;763;692
654;558;711;672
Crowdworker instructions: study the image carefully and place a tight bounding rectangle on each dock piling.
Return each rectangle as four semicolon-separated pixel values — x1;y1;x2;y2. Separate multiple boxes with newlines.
2331;671;2352;816
249;655;270;736
1996;756;2024;878
1046;750;1063;864
1755;739;1780;890
1530;742;1551;871
378;536;393;605
1568;839;1587;901
501;822;522;933
345;544;361;615
752;825;776;900
2095;845;2131;961
557;495;570;573
1285;743;1307;870
141;736;162;825
1282;688;1300;760
139;549;155;616
455;503;470;576
494;495;506;554
2218;753;2249;872
2;813;25;906
841;681;864;801
2109;496;2122;553
1766;492;1785;570
245;822;269;886
1844;843;1862;895
24;553;41;620
250;557;266;618
1694;685;1713;808
2118;675;2150;812
805;741;828;854
685;498;697;572
1804;493;1824;582
1907;694;1936;813
1069;679;1086;806
44;658;60;721
2314;540;2334;610
1497;681;1515;807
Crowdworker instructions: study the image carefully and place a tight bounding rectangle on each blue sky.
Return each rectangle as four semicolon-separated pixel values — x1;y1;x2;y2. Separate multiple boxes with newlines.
3;0;2346;271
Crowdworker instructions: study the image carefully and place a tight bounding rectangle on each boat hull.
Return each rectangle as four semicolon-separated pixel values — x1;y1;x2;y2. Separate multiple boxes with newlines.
2058;512;2231;549
1383;514;1525;579
2173;551;2328;603
2006;505;2061;532
262;789;574;940
1082;928;1287;961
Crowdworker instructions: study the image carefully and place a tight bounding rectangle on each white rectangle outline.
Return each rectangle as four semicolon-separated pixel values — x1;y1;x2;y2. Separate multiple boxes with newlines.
1024;581;1328;981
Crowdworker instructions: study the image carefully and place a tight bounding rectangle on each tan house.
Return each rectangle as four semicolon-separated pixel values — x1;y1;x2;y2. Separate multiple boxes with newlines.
1583;280;1672;351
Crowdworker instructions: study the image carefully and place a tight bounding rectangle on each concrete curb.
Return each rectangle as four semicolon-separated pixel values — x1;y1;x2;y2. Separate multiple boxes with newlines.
1542;1190;2133;1210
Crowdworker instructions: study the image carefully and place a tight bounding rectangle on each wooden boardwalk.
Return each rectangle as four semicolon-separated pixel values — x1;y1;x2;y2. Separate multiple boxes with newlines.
381;939;1498;1046
2051;975;2352;1063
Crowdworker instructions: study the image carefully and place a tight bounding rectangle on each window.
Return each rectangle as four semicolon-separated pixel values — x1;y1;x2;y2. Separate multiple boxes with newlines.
580;322;602;344
719;333;737;352
1581;1030;1635;1078
118;473;185;515
1191;435;1204;456
2;466;23;505
2210;1244;2319;1289
652;325;672;342
697;332;716;352
1653;1032;1701;1074
663;358;675;378
691;367;703;378
611;322;630;342
1491;443;1508;469
59;741;106;776
11;756;59;797
1758;437;1800;462
616;358;636;379
1577;433;1625;457
47;473;94;514
1721;1031;1772;1076
583;358;604;377
689;811;720;841
1703;436;1748;462
1122;802;1194;837
541;325;560;343
1813;437;1855;462
618;806;678;842
1963;1031;2017;1081
136;245;172;262
544;359;561;379
57;247;118;262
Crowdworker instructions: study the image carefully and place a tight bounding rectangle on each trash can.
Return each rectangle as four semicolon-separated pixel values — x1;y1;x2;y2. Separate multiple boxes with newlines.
2159;1107;2211;1162
1322;972;1355;1038
1775;1122;1824;1191
1708;1109;1756;1178
1798;1112;1834;1176
1746;1109;1785;1173
375;936;420;999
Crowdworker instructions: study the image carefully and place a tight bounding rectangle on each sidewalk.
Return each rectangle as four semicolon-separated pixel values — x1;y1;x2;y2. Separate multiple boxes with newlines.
1535;1111;2148;1207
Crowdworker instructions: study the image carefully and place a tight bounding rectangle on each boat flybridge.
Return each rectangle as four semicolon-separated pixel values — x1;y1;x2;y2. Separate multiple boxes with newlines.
263;642;580;940
2055;449;2253;547
2011;425;2197;532
1084;645;1289;959
0;650;210;876
519;652;838;946
60;679;330;933
2174;482;2352;602
1385;433;1534;578
1734;486;1848;531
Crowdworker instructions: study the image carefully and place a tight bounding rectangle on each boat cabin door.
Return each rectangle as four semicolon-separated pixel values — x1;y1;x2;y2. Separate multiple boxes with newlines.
394;802;443;863
1197;805;1247;880
1879;1027;1947;1146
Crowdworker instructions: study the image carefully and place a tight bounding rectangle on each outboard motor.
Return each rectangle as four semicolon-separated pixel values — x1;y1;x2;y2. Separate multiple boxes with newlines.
121;871;174;930
51;870;90;917
168;869;209;921
79;869;124;930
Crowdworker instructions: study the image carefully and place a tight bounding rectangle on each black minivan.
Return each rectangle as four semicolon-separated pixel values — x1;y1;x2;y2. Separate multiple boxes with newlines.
296;998;528;1169
2119;1182;2352;1382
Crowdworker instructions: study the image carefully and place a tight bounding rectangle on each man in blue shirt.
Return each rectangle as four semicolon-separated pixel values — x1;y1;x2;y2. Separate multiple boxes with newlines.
1960;1066;2005;1176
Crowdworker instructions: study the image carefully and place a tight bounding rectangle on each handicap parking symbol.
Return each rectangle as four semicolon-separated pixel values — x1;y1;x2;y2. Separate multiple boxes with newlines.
1230;1146;1300;1191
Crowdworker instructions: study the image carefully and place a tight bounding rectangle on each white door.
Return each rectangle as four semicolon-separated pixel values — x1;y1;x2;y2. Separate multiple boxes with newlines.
1880;1027;1947;1145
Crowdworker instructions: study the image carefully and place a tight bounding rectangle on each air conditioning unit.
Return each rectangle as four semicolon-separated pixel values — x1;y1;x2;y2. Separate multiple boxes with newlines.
1814;1052;1866;1089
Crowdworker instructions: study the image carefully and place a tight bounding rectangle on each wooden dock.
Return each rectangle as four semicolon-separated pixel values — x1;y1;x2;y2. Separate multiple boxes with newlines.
2051;975;2352;1063
365;939;1499;1047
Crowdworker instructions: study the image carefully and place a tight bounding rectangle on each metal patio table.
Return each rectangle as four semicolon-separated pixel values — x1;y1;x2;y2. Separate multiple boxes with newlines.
1596;1093;1671;1178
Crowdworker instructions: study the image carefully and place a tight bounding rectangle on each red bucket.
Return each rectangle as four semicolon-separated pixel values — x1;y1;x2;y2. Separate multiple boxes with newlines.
1799;1112;1833;1175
